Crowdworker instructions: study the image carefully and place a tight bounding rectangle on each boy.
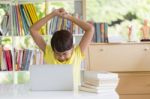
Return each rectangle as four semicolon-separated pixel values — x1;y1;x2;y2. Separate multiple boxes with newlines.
29;8;94;89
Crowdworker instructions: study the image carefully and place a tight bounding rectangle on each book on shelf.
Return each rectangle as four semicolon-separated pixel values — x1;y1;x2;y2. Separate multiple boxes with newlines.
0;3;84;36
4;50;13;71
32;49;44;65
21;49;33;70
12;4;44;36
0;12;11;36
48;13;83;35
92;22;109;43
0;47;2;71
0;48;13;71
15;49;44;71
1;50;7;71
104;23;108;42
15;49;22;71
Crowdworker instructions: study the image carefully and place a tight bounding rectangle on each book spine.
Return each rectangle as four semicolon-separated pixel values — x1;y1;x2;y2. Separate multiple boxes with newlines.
4;50;13;71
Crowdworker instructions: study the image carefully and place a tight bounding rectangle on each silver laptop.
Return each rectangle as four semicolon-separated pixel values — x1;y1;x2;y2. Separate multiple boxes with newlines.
29;64;73;91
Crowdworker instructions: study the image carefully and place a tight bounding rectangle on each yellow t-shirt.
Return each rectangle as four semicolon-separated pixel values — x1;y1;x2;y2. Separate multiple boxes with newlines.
44;44;84;89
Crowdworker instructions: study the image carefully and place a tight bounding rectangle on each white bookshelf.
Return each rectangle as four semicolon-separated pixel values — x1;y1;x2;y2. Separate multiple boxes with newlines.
0;0;86;84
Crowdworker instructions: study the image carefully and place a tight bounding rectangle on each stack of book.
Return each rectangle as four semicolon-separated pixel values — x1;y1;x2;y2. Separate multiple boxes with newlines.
79;71;119;93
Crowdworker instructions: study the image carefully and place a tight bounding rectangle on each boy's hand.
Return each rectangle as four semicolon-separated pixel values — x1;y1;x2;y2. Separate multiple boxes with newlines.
60;11;72;20
51;8;72;19
51;8;65;16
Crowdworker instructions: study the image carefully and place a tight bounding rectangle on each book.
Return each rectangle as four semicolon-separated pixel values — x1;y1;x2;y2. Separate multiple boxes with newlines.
48;14;83;35
1;50;7;71
104;23;109;42
100;23;105;42
81;71;119;93
0;47;2;70
82;83;118;90
4;50;13;71
79;86;115;93
25;50;33;70
1;13;10;36
84;79;119;87
84;71;119;80
95;23;101;42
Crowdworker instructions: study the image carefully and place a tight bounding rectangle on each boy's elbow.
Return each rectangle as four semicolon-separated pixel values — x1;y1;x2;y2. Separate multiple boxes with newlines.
89;25;95;34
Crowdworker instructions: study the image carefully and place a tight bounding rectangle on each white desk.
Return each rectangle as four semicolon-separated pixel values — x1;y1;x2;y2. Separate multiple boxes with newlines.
0;84;119;99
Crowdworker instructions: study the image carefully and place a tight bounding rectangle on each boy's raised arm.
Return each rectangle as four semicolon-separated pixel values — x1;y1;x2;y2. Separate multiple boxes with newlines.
29;8;65;52
63;13;94;53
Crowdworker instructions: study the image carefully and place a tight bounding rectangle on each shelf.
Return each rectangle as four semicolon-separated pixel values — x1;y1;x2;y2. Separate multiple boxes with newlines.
14;71;30;73
46;0;81;2
0;71;13;73
0;36;13;37
12;0;45;4
8;34;82;37
90;42;150;45
0;71;29;74
12;35;52;37
0;0;11;4
0;0;83;4
0;0;79;4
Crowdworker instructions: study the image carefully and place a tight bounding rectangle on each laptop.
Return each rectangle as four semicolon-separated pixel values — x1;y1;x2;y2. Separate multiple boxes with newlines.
29;64;73;91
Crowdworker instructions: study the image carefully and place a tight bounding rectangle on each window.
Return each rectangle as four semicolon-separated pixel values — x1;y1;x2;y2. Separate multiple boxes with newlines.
86;0;150;42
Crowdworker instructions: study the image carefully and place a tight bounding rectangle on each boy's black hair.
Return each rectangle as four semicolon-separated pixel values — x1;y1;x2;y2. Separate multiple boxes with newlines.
51;30;73;52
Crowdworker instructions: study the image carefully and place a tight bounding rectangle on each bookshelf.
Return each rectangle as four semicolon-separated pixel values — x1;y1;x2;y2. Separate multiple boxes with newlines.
0;0;86;84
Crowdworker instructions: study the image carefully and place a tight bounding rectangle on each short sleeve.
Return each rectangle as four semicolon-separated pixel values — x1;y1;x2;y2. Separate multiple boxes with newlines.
75;45;85;60
44;45;53;64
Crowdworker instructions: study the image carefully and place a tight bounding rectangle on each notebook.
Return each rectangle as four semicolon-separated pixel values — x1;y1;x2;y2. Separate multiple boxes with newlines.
29;64;73;91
